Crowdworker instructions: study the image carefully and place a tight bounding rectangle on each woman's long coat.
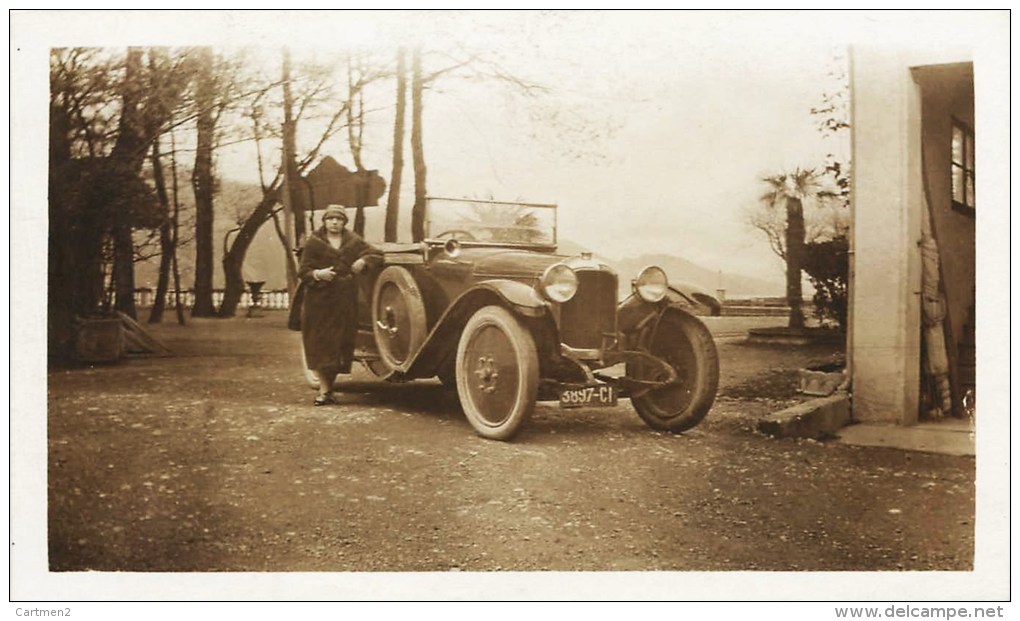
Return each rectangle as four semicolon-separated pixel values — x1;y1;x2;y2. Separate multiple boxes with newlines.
295;227;382;373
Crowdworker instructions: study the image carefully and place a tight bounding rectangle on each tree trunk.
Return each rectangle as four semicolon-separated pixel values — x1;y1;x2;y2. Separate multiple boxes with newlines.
191;47;217;317
268;207;299;301
148;138;172;324
219;189;281;317
107;48;150;321
48;93;78;362
112;222;137;318
169;129;186;325
347;60;368;238
410;48;427;243
353;203;367;238
281;49;302;293
385;48;407;243
785;196;806;329
70;209;107;319
282;49;304;243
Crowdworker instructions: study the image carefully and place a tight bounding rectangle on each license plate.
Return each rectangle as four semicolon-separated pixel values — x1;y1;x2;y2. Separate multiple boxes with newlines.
559;385;617;409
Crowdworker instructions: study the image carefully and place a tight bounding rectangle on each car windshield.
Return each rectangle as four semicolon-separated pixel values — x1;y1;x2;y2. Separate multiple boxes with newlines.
426;197;557;247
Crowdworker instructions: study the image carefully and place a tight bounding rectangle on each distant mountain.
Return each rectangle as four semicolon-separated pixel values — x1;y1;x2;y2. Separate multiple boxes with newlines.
610;253;784;299
554;239;784;299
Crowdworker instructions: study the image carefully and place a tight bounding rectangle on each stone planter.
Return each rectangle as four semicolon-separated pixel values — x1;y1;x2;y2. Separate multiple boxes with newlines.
75;318;124;363
798;363;846;396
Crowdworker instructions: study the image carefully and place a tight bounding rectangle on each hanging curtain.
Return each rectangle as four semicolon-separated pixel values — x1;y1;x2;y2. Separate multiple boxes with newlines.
918;231;952;419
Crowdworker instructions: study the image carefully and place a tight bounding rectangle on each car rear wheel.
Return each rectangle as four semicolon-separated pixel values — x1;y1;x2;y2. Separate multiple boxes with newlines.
456;306;538;440
372;266;428;371
362;358;390;378
628;308;719;433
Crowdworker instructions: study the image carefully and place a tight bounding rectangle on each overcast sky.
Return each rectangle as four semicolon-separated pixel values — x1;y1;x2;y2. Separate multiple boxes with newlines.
206;10;857;286
407;11;848;282
15;10;1004;288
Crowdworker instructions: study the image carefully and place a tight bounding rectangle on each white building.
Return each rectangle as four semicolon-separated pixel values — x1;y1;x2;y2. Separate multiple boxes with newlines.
849;47;976;424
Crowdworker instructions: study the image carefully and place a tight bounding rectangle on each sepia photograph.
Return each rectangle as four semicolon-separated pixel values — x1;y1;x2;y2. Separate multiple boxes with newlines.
10;8;1010;609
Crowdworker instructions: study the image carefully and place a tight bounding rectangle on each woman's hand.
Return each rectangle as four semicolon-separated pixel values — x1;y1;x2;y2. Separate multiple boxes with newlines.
314;267;337;282
352;258;367;274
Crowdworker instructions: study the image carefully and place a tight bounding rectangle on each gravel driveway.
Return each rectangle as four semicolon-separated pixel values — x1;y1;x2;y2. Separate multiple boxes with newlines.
45;313;974;577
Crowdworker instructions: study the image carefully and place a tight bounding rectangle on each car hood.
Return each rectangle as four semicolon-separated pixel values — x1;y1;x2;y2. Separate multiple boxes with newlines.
454;247;568;280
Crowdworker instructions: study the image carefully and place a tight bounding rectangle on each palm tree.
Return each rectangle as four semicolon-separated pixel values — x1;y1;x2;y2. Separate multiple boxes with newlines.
759;168;822;330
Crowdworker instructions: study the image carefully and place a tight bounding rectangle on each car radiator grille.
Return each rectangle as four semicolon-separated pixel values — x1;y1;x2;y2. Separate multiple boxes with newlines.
558;270;617;350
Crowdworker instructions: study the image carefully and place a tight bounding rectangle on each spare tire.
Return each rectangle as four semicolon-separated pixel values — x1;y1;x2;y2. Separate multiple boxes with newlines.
372;266;428;371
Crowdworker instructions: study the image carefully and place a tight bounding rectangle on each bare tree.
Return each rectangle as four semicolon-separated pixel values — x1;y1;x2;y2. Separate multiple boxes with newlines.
280;48;302;290
279;47;301;251
385;48;407;243
218;50;385;317
49;49;115;358
410;48;428;242
810;48;851;210
191;47;218;317
117;48;193;320
148;136;173;324
108;48;151;320
168;128;188;325
346;53;375;237
48;47;197;361
401;42;546;242
220;187;284;317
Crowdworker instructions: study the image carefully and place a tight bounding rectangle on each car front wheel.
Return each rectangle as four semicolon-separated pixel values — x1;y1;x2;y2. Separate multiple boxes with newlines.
456;305;538;440
628;308;719;433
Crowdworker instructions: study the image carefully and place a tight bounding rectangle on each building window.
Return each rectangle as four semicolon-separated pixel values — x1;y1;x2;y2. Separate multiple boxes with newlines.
951;119;975;212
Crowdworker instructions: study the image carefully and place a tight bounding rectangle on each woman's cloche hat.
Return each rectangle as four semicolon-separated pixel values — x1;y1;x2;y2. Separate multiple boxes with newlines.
322;204;348;223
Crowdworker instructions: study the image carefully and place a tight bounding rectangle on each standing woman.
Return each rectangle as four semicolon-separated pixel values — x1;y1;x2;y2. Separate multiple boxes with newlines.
298;204;383;405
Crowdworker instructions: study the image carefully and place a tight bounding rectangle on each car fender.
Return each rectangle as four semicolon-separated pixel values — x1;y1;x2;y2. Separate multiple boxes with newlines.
397;280;550;379
668;282;722;316
470;279;550;317
618;284;720;339
617;295;661;338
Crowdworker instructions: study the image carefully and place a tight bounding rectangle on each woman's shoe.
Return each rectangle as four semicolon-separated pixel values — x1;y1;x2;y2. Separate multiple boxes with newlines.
313;393;336;406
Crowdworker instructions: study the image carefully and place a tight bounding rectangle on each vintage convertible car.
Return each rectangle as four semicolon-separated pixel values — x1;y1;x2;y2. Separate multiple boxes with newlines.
303;197;720;441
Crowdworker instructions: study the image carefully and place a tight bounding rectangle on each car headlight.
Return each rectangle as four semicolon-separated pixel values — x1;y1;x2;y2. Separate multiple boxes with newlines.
540;263;578;303
634;265;668;303
443;238;462;258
